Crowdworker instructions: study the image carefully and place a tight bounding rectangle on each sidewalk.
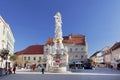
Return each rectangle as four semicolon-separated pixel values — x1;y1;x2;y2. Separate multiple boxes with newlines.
16;68;31;72
16;68;42;72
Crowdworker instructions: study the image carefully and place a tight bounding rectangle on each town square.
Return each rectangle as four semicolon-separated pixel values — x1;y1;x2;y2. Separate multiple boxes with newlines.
0;68;120;80
0;0;120;80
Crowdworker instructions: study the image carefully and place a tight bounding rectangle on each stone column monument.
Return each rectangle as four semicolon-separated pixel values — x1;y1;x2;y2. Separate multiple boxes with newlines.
47;12;68;72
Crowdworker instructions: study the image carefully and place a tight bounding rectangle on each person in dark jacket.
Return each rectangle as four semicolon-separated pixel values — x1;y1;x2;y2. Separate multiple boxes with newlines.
13;65;16;74
41;66;45;74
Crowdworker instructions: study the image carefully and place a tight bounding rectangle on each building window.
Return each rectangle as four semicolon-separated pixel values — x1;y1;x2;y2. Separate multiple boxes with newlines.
80;46;84;52
45;48;48;53
33;57;36;61
76;61;78;63
81;55;84;59
70;48;72;52
3;26;5;35
75;55;78;58
39;57;41;60
24;57;26;60
28;57;30;60
81;47;84;50
75;48;78;52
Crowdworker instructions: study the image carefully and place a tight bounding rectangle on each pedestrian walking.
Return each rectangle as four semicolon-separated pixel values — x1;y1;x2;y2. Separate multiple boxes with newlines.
8;66;12;74
13;65;16;74
32;65;35;71
41;66;45;74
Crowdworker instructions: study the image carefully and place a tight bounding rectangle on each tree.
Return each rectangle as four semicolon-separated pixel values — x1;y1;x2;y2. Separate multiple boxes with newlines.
10;54;17;61
0;49;9;71
0;49;9;59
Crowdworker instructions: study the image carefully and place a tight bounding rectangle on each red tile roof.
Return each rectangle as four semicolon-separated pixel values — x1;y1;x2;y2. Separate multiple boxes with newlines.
15;45;44;55
111;42;120;51
45;34;85;45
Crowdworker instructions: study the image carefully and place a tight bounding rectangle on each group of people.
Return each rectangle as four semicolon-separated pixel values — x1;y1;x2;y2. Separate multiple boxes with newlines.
5;64;17;74
6;64;45;74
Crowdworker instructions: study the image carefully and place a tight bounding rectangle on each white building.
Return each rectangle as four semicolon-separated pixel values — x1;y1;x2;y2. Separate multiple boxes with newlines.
0;16;15;55
0;16;15;69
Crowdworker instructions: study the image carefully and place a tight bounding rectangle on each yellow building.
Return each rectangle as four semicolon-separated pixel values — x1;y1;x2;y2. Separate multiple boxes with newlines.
15;45;44;68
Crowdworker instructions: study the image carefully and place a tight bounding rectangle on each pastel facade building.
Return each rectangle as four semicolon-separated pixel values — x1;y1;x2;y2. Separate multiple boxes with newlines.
90;46;111;68
63;34;88;64
15;45;44;67
90;51;100;67
111;42;120;69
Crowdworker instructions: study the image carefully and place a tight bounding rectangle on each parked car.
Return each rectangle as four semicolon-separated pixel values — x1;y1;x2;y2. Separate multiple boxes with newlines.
84;62;92;69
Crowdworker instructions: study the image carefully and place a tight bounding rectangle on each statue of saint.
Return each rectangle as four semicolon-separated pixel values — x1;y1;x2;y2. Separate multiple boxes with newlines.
54;12;63;40
54;12;62;27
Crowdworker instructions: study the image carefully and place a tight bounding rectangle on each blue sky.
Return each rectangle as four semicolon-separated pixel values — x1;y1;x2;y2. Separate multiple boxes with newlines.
0;0;120;57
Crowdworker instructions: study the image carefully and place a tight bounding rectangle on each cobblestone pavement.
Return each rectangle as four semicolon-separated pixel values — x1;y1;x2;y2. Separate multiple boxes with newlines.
0;68;120;80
